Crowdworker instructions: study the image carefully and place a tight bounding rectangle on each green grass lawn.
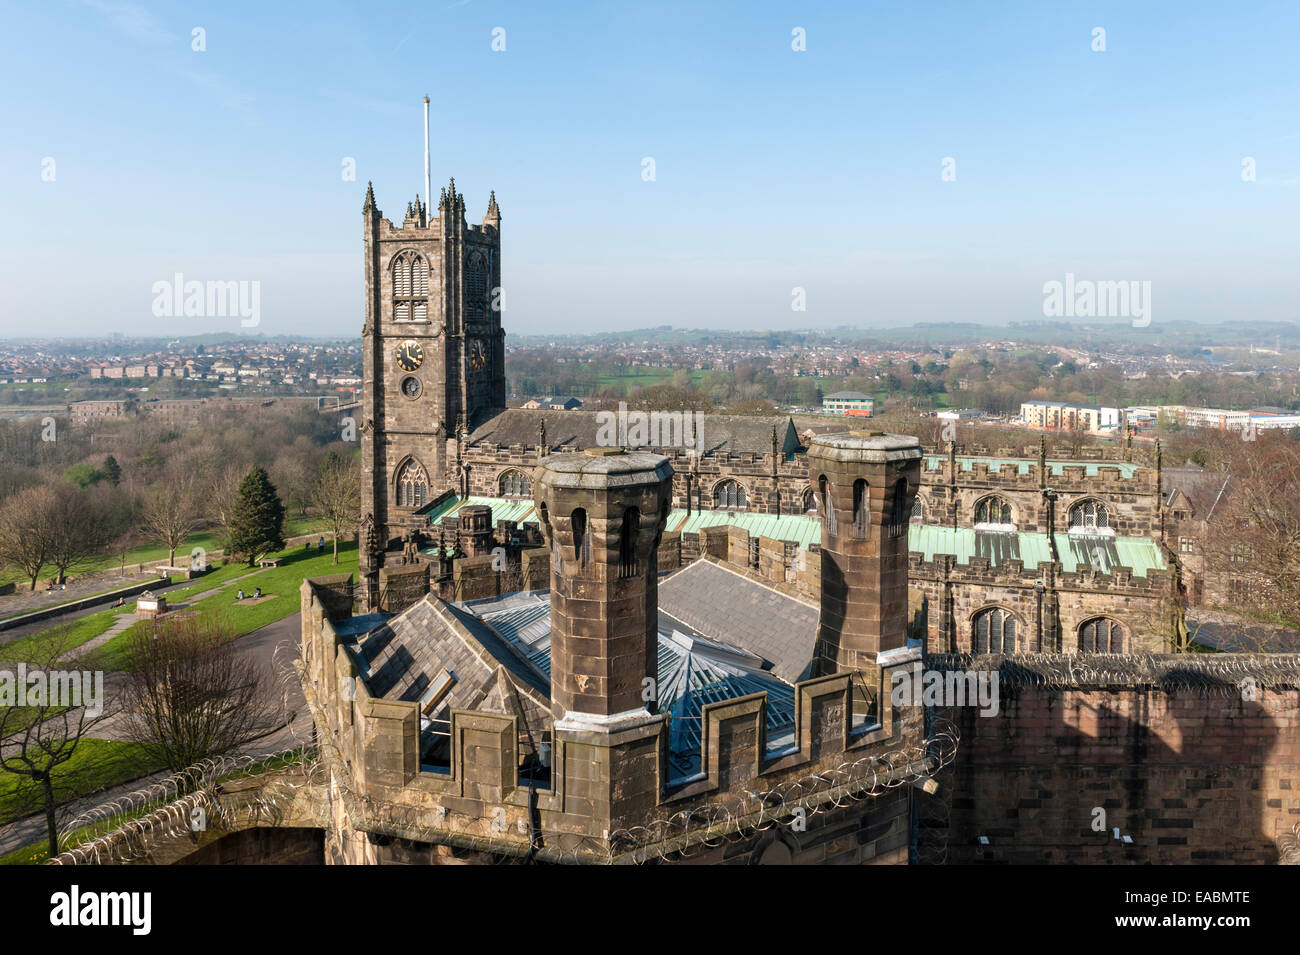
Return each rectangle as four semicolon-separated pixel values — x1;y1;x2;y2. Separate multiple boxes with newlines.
0;607;131;662
0;739;168;829
0;518;332;589
0;746;314;865
83;540;358;670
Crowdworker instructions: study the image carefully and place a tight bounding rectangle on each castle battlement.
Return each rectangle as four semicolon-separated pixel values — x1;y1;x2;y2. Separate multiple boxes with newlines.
300;575;939;861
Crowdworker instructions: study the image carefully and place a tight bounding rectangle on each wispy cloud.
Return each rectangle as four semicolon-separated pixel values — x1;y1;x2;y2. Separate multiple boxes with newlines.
79;0;257;122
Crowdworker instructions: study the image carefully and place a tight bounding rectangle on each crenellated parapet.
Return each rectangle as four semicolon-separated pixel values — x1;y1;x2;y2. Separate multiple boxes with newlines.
299;575;936;860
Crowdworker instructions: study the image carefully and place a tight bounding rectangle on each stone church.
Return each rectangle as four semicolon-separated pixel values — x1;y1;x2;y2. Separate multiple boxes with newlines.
357;180;1183;656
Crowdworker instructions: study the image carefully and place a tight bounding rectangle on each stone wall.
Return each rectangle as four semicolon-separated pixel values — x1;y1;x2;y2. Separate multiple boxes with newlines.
925;654;1300;864
909;554;1178;653
175;827;325;865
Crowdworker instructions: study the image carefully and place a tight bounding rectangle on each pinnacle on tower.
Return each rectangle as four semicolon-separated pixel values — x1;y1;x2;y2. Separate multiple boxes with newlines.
485;189;500;222
363;180;376;214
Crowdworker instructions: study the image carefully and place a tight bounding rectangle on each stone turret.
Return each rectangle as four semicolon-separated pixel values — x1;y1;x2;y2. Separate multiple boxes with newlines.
807;431;921;674
533;448;673;720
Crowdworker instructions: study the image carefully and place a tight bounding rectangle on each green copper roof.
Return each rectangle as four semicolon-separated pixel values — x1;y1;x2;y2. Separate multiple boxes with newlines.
419;496;1165;576
922;455;1140;478
422;496;824;550
665;508;822;550
908;525;1165;577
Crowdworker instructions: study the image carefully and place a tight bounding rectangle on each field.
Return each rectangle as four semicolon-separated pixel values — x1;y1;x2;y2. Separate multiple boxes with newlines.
595;366;706;395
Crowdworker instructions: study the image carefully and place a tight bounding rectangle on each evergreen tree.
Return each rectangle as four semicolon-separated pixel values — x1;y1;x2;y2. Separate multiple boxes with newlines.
226;467;286;565
103;455;122;486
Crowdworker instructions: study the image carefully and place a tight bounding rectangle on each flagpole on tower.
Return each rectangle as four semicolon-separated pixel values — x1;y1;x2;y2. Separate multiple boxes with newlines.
423;95;431;224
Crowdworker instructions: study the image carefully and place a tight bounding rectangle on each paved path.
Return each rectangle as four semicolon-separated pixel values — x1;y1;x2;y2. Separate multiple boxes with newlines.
63;614;139;661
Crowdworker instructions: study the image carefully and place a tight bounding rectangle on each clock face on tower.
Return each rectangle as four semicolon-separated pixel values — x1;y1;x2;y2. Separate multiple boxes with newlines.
395;339;424;372
469;339;487;371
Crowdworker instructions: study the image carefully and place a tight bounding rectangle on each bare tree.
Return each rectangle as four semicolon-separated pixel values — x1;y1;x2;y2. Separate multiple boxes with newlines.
1199;433;1300;628
139;469;202;567
0;484;57;590
206;460;248;544
312;451;360;565
0;625;119;857
121;613;278;774
46;484;129;585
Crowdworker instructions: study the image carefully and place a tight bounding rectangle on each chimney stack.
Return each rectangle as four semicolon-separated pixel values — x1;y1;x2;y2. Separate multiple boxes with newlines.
807;431;921;674
533;448;672;721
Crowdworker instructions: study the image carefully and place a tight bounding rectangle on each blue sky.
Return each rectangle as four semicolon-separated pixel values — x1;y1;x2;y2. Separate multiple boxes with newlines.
1;0;1297;338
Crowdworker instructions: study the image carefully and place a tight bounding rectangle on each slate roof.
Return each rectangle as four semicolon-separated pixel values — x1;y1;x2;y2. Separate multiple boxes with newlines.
1162;466;1233;518
347;594;551;759
465;587;799;781
657;559;819;683
468;409;801;456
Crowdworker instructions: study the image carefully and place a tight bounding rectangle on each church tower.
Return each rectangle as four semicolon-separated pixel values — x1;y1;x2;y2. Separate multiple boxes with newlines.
359;172;505;571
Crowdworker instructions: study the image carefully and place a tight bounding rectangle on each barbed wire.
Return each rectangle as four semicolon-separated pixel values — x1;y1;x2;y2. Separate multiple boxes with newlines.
49;750;321;865
928;652;1300;693
606;718;960;864
1278;822;1300;865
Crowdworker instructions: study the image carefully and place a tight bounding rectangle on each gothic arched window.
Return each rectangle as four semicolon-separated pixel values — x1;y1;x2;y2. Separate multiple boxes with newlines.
801;487;816;514
974;495;1015;529
1069;499;1112;535
972;607;1017;654
396;460;428;509
391;252;429;323
911;497;924;522
713;480;746;510
1078;616;1124;653
497;468;530;498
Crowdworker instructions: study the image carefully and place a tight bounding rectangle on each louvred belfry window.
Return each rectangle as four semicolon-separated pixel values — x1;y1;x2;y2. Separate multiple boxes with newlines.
392;252;428;322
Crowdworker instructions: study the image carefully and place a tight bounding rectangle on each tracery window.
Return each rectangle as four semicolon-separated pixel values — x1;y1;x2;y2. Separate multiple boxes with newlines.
713;480;746;510
972;607;1017;653
1078;616;1124;653
1068;499;1112;535
974;495;1014;528
498;468;530;497
397;460;428;509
